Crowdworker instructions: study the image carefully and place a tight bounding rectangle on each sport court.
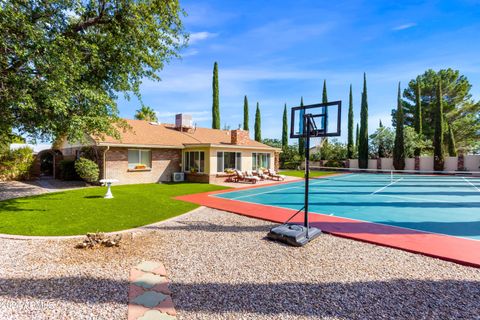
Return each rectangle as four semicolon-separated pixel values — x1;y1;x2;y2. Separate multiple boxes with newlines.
214;172;480;240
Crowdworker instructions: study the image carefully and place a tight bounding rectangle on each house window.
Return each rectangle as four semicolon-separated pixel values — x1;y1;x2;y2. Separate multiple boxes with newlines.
184;151;205;173
252;153;271;170
217;152;241;172
128;149;151;169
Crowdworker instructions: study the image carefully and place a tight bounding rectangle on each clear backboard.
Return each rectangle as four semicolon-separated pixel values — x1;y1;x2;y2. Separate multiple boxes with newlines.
290;101;341;138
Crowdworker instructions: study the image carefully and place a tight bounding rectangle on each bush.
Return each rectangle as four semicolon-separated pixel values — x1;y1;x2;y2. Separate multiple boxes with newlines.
324;159;345;168
60;160;80;180
0;147;35;181
74;157;99;183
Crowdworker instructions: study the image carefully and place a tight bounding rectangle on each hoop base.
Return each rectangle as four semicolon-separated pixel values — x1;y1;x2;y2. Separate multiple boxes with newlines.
267;224;322;247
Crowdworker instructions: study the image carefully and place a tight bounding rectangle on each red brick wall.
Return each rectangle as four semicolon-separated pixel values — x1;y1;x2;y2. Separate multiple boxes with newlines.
105;147;181;184
231;129;249;145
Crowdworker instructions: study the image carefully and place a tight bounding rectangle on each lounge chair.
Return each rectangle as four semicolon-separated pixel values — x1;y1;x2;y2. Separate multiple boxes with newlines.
255;170;268;180
267;169;286;181
235;170;260;184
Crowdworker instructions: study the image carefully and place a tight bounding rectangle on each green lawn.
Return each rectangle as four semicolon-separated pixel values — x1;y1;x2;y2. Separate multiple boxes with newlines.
279;170;335;178
0;183;228;236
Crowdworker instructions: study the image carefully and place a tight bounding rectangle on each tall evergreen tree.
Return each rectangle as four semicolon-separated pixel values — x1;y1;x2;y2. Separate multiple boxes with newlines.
322;80;328;103
243;95;249;131
358;73;369;168
212;62;220;129
393;82;406;170
282;104;288;149
298;97;305;155
414;78;422;156
433;81;445;171
447;122;457;156
254;102;261;142
378;120;386;158
347;85;354;159
355;123;359;150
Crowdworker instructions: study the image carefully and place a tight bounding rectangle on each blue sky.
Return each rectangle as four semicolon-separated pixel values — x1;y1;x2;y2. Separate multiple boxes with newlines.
117;0;480;142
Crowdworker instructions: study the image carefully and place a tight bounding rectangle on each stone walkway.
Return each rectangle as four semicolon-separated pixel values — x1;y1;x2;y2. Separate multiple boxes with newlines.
128;261;177;320
0;179;86;201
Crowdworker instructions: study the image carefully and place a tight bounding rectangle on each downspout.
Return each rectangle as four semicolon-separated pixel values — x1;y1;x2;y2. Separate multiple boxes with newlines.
103;146;110;179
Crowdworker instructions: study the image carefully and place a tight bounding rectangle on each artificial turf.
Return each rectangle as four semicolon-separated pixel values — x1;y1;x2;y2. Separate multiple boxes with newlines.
279;170;335;178
0;183;228;236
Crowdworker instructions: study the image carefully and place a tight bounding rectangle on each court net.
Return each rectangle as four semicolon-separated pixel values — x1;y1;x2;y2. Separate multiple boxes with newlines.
307;166;480;184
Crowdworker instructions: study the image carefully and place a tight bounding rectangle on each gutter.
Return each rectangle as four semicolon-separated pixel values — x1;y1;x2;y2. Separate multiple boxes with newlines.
103;146;110;179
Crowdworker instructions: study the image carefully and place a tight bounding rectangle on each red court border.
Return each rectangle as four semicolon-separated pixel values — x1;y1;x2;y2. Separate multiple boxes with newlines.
176;177;480;268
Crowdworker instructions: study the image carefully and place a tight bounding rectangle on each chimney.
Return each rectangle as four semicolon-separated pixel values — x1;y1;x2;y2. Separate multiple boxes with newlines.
175;114;193;131
231;129;249;145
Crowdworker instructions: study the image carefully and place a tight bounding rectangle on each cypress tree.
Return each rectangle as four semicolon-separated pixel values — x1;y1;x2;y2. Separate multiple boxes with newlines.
282;104;288;149
378;120;386;158
298;97;305;155
254;102;261;142
243;95;249;131
358;73;369;168
393;82;405;170
212;62;220;129
355;123;359;151
347;85;354;159
447;122;457;156
322;79;328;103
433;81;445;171
414;78;422;156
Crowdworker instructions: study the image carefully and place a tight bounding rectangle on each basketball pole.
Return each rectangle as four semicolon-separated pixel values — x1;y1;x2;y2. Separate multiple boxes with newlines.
303;114;311;238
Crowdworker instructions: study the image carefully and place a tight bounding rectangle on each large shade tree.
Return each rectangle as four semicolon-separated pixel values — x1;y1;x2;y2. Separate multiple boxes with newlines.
0;0;186;143
392;69;480;153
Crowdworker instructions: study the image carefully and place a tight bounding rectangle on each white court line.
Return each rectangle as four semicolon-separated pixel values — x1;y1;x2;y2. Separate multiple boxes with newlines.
230;179;330;200
375;194;452;203
371;178;404;195
463;177;480;192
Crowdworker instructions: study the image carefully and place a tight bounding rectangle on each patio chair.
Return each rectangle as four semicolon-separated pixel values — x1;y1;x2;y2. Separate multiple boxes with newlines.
255;170;268;180
237;170;260;184
267;169;286;181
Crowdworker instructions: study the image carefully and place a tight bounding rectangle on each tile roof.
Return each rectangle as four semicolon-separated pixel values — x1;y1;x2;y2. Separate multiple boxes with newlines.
95;119;277;150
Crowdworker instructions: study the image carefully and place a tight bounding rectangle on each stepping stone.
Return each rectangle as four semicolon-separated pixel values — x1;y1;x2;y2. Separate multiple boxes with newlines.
138;310;176;320
133;273;168;289
132;291;168;308
135;261;168;276
135;261;162;272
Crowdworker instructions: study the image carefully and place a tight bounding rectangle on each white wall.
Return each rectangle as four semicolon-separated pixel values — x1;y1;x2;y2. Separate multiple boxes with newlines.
348;155;480;173
419;156;434;171
381;158;394;170
405;158;415;170
444;157;458;172
349;159;358;168
368;159;377;170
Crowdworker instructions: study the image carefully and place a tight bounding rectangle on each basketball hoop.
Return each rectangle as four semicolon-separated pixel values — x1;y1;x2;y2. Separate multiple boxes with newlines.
267;100;342;246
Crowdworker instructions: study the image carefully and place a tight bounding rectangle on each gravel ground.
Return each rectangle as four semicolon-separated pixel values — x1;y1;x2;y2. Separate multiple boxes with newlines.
0;207;479;320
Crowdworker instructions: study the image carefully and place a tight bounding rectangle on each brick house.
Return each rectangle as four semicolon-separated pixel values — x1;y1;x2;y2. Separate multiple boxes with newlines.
58;115;280;184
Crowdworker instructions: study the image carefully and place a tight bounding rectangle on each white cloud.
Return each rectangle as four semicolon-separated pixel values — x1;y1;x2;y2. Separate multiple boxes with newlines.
392;23;417;31
188;31;218;44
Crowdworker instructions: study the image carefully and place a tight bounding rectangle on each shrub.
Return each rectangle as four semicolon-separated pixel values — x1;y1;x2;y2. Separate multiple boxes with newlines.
75;157;99;183
324;159;345;168
60;160;80;180
0;147;35;181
